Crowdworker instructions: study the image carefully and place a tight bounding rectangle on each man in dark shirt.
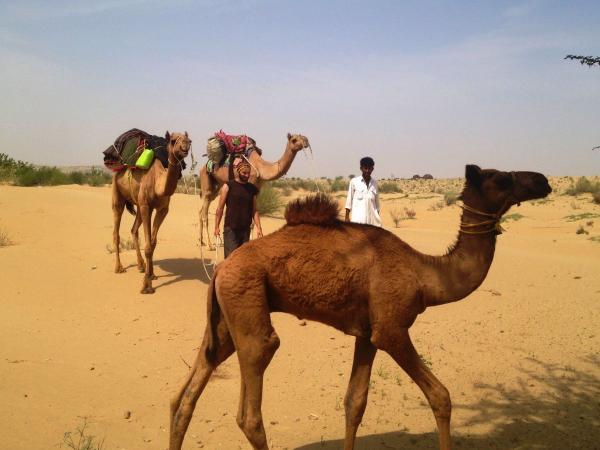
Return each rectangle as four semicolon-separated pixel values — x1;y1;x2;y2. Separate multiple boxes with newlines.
214;160;263;258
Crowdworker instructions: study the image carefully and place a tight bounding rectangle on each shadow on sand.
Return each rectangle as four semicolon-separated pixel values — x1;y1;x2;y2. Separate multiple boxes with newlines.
295;355;600;450
153;257;213;287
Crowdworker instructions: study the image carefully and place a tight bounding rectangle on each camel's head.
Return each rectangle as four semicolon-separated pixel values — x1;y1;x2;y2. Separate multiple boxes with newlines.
287;133;310;153
248;137;263;156
462;164;552;216
165;131;192;160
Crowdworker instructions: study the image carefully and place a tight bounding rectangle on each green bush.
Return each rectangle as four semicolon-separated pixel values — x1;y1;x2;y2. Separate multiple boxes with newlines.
443;191;459;206
565;176;600;196
330;176;349;192
0;152;112;187
378;181;402;194
257;184;281;215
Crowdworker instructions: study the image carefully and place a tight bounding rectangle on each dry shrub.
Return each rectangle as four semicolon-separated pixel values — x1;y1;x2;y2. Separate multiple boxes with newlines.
106;238;136;254
404;207;416;219
0;227;13;247
389;208;404;227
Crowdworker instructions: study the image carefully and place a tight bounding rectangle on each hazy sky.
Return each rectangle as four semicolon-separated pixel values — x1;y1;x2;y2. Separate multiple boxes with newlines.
1;0;599;178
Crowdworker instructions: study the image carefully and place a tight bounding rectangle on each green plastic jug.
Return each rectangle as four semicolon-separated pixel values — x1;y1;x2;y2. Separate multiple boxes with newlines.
135;148;154;169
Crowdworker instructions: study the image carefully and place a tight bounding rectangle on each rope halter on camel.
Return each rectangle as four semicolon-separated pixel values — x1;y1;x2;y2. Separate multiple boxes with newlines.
458;172;520;235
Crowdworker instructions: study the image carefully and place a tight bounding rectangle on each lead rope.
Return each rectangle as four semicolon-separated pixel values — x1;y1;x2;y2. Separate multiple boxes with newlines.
302;144;323;193
172;138;220;280
199;234;222;280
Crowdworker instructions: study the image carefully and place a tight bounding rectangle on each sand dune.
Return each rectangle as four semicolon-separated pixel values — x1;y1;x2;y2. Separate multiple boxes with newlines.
1;183;599;449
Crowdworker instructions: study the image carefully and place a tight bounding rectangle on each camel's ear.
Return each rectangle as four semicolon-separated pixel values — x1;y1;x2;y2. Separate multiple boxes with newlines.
287;132;292;141
184;131;188;138
165;131;171;141
465;164;482;188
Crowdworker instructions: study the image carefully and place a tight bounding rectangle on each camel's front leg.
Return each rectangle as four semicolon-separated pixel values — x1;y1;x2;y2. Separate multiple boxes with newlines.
149;207;168;279
131;211;145;272
235;326;280;450
343;336;377;450
139;205;155;294
386;330;452;450
112;182;126;273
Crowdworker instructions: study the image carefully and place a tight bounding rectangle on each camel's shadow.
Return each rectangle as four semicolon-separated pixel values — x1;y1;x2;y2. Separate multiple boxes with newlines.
152;257;213;287
296;355;600;450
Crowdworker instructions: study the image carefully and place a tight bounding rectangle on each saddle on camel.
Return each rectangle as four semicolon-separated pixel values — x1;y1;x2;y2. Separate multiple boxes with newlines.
204;130;261;175
103;128;187;174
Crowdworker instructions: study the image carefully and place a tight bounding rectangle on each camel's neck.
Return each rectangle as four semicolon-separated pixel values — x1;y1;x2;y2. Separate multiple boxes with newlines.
156;151;182;197
418;208;498;307
251;144;298;181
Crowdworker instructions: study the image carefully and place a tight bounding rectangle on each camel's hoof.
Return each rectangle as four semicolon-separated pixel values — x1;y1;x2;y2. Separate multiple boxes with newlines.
150;275;158;280
115;267;126;274
141;286;155;294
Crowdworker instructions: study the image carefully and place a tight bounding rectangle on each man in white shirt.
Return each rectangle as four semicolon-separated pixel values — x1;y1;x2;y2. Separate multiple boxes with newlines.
344;156;381;227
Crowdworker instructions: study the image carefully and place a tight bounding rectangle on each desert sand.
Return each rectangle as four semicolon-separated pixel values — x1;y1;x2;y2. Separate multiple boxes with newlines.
1;181;599;450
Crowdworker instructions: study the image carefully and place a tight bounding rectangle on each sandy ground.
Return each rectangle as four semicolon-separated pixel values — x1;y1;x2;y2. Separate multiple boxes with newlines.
1;182;599;450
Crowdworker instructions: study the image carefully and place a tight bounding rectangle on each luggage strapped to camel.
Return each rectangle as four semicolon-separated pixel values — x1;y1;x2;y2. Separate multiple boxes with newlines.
204;130;256;173
103;129;183;172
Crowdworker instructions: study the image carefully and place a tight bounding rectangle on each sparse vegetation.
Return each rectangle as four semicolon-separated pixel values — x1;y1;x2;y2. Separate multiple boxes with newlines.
105;238;136;254
501;213;525;223
576;225;589;235
0;153;111;187
443;190;459;206
257;184;282;215
329;176;349;192
404;207;416;219
376;365;390;380
378;181;402;194
564;176;600;198
564;213;600;222
0;227;13;247
389;208;404;227
61;418;105;450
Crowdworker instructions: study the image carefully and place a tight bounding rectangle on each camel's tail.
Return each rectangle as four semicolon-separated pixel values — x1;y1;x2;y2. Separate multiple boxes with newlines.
125;201;136;216
205;272;221;364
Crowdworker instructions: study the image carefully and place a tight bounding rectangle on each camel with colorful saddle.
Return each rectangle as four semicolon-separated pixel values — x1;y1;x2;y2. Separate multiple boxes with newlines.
104;129;191;294
198;131;310;250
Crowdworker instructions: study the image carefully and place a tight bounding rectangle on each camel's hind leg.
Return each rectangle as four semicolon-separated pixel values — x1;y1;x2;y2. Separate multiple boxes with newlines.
169;322;234;450
216;276;279;450
112;176;126;273
343;336;377;450
383;329;452;450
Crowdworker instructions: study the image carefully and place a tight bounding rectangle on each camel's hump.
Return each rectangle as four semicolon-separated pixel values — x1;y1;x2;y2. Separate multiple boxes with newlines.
285;194;340;226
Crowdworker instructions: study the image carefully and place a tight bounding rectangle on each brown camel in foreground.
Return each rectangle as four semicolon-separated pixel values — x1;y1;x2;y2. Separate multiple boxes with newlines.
199;133;309;250
111;131;191;294
169;165;552;450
